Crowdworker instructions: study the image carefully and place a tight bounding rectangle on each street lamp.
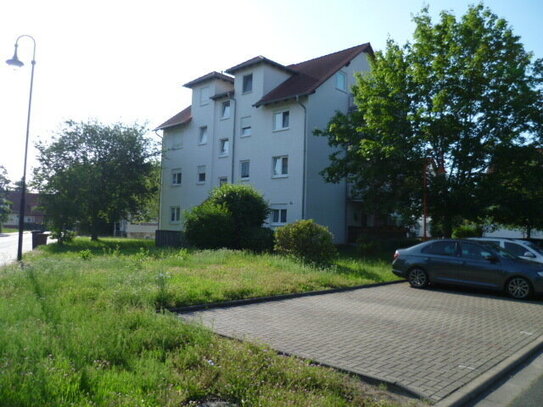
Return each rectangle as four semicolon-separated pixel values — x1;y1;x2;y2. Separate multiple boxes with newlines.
6;35;36;262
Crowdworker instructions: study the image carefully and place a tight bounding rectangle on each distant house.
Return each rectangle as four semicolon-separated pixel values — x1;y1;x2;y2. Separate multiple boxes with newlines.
4;191;45;228
155;43;376;244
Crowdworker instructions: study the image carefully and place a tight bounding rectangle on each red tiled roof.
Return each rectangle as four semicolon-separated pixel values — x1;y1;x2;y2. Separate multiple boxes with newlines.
183;71;234;88
225;56;297;75
155;106;192;130
255;43;373;107
7;191;45;217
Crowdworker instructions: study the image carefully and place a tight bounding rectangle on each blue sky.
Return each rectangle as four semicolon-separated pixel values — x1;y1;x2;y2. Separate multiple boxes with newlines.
1;0;542;181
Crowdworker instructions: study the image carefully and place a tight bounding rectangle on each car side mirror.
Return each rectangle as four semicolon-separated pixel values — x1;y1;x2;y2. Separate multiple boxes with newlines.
523;252;536;258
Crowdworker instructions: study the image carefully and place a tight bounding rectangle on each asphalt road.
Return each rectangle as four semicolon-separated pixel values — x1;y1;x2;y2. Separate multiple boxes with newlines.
0;232;33;266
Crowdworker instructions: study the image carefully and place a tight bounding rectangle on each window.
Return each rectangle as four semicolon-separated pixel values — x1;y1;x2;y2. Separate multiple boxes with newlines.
272;156;288;177
221;101;231;119
199;126;208;144
170;206;180;223
460;243;493;260
219;177;228;186
171;169;182;185
421;241;457;256
240;160;250;180
271;209;287;225
200;86;209;105
336;71;347;91
197;165;206;183
241;116;252;137
219;138;229;156
273;111;289;130
242;74;253;93
504;242;529;257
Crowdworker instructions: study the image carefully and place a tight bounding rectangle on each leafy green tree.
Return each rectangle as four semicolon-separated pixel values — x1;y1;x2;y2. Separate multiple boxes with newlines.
33;120;158;241
317;4;543;237
484;145;543;238
0;166;11;232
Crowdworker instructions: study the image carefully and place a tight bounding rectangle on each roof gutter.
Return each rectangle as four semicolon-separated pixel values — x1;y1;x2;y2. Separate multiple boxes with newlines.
296;95;308;219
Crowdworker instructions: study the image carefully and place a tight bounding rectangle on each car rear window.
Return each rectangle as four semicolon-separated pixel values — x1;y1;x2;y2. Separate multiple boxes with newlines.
421;241;457;256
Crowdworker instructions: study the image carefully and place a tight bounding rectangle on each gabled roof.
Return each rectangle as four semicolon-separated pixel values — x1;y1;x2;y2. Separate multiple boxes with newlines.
155;105;192;131
255;43;373;107
225;56;297;75
183;71;234;88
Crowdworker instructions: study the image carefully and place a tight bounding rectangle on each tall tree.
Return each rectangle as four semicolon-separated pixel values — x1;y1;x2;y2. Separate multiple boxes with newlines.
33;121;158;241
0;166;11;232
484;145;543;238
317;4;543;236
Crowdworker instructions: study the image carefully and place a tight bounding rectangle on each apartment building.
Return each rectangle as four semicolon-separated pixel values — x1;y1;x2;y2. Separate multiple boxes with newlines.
156;43;373;244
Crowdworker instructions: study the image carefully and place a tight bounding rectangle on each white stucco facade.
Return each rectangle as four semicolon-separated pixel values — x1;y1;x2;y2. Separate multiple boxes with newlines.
158;46;372;243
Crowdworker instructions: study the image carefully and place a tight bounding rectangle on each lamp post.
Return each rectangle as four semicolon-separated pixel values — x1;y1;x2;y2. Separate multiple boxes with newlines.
6;35;36;262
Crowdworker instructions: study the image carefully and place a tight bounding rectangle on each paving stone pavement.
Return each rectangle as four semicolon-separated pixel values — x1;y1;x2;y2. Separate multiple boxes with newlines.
179;283;543;403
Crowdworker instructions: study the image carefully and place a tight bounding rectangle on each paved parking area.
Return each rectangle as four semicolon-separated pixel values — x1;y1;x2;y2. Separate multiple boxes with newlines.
180;283;543;403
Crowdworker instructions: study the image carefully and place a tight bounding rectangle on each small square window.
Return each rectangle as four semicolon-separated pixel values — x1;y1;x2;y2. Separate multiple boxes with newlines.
200;86;209;105
221;101;231;119
197;165;206;183
170;206;180;223
171;169;182;185
241;126;252;137
219;177;228;186
242;74;253;93
219;138;229;156
240;160;250;180
271;209;287;225
336;71;347;91
199;126;208;144
273;111;289;131
272;156;288;177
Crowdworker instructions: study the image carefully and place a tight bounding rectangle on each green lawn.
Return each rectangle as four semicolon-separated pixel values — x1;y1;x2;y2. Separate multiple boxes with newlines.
0;238;402;407
0;227;17;233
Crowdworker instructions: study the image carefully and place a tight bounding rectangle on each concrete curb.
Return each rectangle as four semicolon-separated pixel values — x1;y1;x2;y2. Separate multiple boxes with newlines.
435;335;543;407
167;280;404;314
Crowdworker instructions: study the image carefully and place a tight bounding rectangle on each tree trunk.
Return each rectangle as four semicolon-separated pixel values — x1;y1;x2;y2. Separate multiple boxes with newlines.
526;225;532;239
90;219;99;241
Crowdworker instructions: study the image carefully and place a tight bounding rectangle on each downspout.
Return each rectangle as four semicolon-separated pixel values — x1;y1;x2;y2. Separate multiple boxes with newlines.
230;92;237;183
154;129;164;230
296;95;308;219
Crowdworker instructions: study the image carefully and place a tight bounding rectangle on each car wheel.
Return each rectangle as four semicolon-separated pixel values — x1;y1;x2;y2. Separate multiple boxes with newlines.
408;268;428;289
506;277;532;299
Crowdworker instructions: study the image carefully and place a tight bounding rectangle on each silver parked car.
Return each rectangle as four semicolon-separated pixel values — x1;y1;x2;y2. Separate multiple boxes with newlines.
467;237;543;264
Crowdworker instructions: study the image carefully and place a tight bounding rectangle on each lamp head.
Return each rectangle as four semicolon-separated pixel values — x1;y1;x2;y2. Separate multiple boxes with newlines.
6;44;24;68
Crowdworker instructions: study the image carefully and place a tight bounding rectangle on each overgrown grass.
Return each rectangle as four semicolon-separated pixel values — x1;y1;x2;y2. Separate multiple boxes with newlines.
0;238;402;407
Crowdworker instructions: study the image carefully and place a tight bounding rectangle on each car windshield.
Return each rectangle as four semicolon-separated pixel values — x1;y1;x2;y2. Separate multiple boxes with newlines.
520;241;543;255
479;243;517;260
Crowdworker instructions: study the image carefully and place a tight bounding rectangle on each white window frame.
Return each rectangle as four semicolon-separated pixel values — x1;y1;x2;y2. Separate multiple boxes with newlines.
170;206;181;223
336;71;347;92
221;101;231;119
197;165;206;184
242;73;253;93
219;176;228;186
273;110;289;131
199;126;208;145
270;208;287;225
200;86;209;106
240;160;250;180
272;156;288;178
171;169;182;186
241;125;252;137
219;138;229;157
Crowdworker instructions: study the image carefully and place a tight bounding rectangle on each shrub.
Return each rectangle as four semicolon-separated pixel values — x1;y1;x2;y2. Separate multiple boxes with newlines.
207;184;269;234
452;222;483;238
356;236;420;257
240;227;275;253
184;203;235;249
275;219;337;266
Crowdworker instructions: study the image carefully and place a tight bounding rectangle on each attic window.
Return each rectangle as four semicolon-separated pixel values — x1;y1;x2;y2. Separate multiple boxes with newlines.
336;71;347;91
242;74;253;93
